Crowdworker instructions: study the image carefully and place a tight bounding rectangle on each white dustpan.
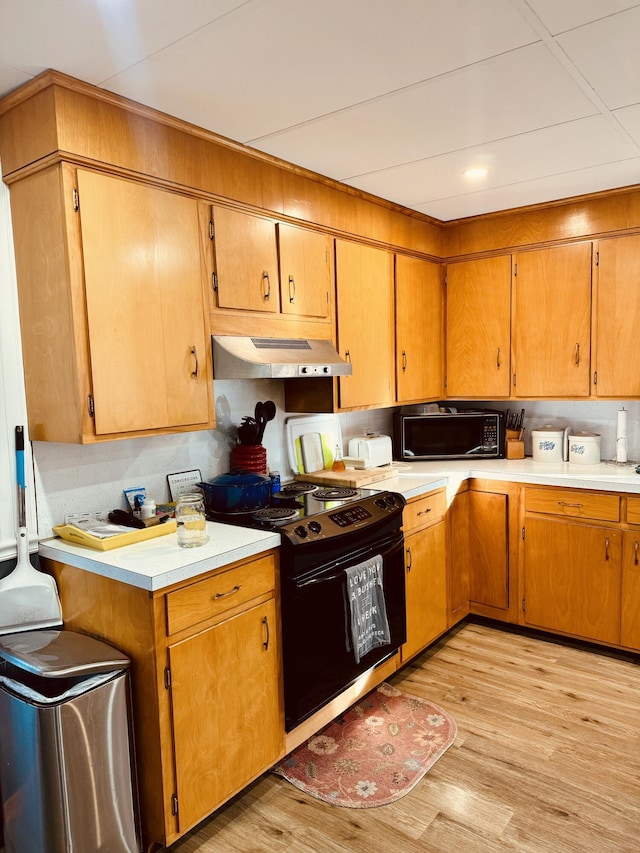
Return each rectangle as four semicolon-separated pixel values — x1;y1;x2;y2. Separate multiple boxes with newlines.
0;426;62;635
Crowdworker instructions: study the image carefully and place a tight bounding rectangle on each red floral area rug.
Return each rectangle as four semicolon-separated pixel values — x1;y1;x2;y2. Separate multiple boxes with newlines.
272;683;457;808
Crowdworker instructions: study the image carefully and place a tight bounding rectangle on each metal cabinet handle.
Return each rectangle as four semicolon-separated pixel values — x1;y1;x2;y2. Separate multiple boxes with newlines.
214;584;241;599
496;347;501;370
406;546;412;572
262;615;270;650
575;343;580;365
635;540;639;566
557;501;583;509
345;349;351;363
262;271;271;300
402;350;407;372
190;346;199;378
417;508;432;516
605;537;610;561
289;274;296;303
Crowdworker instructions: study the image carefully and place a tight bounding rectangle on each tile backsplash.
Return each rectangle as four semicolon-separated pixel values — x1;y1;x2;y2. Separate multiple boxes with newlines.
33;379;393;537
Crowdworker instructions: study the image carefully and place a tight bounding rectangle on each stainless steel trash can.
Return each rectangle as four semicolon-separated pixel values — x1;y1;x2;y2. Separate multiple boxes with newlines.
0;629;140;853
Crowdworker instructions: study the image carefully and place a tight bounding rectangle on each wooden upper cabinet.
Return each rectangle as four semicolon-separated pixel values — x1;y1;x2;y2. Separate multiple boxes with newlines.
513;243;592;397
335;239;395;409
277;222;332;319
446;255;511;398
594;234;640;397
396;255;444;403
212;205;280;313
9;162;214;442
78;170;211;435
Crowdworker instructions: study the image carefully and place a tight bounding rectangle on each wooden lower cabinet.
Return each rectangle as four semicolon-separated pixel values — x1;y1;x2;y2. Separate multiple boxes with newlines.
47;551;285;852
401;490;448;662
522;517;621;645
621;530;640;649
468;490;509;611
169;598;282;833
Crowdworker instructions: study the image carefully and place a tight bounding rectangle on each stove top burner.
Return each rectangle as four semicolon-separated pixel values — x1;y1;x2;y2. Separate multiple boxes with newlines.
313;487;359;501
275;482;319;497
252;507;300;523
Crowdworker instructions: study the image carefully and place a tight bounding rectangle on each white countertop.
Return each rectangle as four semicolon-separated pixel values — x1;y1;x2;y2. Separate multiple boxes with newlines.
39;522;280;592
39;458;640;592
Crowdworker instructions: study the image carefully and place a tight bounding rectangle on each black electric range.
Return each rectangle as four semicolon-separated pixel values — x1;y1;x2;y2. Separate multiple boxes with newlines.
206;480;405;547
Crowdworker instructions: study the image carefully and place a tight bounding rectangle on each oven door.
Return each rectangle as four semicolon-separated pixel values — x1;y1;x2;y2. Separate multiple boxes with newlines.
281;530;406;731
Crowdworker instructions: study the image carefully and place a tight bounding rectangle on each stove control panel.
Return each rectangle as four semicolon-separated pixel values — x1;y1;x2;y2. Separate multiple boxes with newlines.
284;491;405;544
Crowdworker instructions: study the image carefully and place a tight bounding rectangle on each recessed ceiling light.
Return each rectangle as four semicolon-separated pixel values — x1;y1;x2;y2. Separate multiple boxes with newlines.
463;167;490;180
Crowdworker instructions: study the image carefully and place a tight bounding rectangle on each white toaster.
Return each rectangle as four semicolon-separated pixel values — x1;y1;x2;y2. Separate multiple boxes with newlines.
347;434;393;468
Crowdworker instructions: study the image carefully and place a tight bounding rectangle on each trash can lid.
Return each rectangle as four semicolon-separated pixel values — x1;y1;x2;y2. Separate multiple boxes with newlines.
0;629;129;677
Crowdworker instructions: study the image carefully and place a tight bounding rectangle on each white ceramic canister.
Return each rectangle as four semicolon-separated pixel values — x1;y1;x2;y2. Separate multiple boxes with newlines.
568;431;601;465
531;425;570;462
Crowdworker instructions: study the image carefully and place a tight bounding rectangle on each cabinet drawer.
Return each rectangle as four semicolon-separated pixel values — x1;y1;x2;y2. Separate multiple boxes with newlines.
166;554;276;635
403;490;446;533
627;497;640;525
525;488;620;522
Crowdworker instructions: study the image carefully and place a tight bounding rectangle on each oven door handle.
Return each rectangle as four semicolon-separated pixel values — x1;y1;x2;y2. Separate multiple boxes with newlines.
295;571;346;588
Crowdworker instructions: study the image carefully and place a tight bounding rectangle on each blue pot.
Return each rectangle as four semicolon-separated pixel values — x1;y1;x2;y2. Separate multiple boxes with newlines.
198;470;271;514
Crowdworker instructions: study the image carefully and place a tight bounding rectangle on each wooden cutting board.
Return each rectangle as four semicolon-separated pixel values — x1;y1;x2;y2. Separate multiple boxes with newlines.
294;466;397;488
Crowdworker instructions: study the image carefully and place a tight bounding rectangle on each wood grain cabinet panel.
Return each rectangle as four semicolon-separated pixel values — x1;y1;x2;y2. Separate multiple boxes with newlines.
468;491;509;610
513;243;592;397
446;255;512;398
278;222;332;319
212;205;280;313
523;517;621;645
402;519;448;661
169;598;283;834
525;488;620;522
9;163;214;442
594;234;640;397
621;531;640;650
396;254;444;403
335;239;395;409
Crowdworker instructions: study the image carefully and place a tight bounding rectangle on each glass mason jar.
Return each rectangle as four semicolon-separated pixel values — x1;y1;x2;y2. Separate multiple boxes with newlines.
175;492;209;548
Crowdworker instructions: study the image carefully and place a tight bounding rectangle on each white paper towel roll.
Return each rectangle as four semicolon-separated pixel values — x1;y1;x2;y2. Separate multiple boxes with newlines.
616;407;628;463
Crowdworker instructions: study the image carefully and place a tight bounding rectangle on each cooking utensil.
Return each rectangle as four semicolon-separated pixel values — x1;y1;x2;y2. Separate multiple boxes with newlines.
258;400;276;443
238;416;259;445
0;426;63;635
198;471;271;514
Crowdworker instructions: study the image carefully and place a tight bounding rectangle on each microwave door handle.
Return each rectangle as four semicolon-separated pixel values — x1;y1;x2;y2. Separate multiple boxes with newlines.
464;444;484;454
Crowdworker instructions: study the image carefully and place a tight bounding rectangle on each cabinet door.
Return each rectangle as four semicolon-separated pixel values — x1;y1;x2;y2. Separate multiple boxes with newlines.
402;520;447;661
278;222;332;319
212;206;279;313
594;234;640;397
396;255;444;402
168;599;283;833
621;531;640;650
77;170;211;435
336;240;395;408
448;490;470;622
468;491;509;610
446;255;511;397
513;244;592;397
523;517;621;644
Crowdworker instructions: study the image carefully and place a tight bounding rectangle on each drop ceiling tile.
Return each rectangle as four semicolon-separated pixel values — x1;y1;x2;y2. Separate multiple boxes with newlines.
0;0;247;90
421;158;640;220
614;103;640;144
525;0;640;35
104;0;539;142
347;115;636;207
556;6;640;109
251;42;597;180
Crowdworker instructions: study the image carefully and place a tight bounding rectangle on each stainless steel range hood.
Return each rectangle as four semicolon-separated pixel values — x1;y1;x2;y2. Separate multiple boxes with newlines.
212;336;352;379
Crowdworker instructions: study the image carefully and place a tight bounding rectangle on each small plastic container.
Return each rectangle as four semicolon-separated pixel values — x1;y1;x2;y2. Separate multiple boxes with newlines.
141;499;156;519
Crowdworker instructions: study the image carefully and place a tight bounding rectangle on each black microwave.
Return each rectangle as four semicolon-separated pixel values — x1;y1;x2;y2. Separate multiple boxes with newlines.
393;409;504;461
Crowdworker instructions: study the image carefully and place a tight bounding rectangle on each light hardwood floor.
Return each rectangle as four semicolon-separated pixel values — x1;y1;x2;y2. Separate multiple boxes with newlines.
168;620;640;853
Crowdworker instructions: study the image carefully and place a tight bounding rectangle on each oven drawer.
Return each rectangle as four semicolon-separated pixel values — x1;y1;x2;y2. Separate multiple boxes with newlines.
525;488;620;522
166;554;276;636
403;489;446;534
